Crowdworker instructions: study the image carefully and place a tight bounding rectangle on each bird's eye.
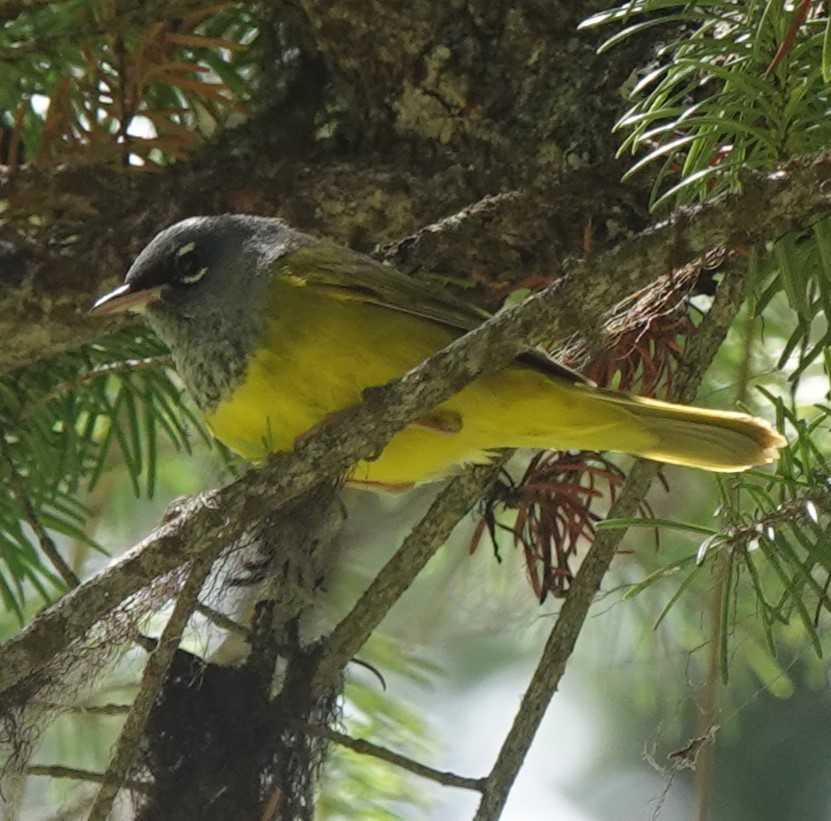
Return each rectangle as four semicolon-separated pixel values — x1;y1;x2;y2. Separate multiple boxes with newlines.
173;242;208;286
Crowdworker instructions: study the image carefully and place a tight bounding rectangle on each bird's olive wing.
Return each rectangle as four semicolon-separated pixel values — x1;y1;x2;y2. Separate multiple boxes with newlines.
277;243;489;331
276;243;589;385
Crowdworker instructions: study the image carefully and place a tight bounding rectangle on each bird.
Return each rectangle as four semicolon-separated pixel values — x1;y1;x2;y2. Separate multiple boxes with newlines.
91;214;785;488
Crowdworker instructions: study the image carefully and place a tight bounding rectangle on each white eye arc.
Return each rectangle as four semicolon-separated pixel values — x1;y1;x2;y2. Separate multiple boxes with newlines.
179;266;208;285
173;241;208;285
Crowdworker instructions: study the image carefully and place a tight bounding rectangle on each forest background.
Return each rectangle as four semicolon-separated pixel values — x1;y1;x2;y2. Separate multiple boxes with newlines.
2;1;831;819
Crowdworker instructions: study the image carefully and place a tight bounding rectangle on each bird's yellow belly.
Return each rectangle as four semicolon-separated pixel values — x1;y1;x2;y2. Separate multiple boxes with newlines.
207;382;497;486
205;346;647;486
204;343;533;486
203;286;501;485
202;277;659;485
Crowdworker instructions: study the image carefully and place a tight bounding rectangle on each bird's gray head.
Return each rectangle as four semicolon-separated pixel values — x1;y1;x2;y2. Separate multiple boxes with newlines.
92;214;301;321
91;213;310;410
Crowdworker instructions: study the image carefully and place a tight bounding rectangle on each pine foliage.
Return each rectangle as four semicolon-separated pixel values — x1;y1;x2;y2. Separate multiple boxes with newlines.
0;1;258;617
0;1;256;169
0;329;215;618
582;0;831;677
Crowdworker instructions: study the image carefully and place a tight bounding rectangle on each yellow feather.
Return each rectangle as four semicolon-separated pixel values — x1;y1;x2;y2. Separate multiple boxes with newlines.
206;276;785;486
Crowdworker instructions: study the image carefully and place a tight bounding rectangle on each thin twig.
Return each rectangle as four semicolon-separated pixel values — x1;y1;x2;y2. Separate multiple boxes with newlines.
26;764;147;792
293;719;486;792
86;542;223;820
473;461;659;821
473;264;751;820
695;292;756;821
310;457;508;697
0;431;80;588
33;701;131;716
259;787;282;821
195;601;250;637
376;191;522;263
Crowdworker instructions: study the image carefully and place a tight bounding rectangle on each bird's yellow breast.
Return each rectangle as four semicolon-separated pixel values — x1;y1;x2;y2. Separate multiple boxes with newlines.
204;275;658;485
204;277;502;485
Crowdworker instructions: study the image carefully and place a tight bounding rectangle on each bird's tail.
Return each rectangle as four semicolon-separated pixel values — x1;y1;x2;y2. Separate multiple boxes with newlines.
576;386;786;472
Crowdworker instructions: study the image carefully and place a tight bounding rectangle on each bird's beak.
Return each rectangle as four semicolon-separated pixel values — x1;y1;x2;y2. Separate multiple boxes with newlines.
90;283;163;315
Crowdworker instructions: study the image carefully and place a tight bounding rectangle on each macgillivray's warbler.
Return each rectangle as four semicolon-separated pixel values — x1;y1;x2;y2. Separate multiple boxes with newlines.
91;215;785;488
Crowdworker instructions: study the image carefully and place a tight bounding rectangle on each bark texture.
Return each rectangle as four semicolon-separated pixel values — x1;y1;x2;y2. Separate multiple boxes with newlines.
0;0;653;371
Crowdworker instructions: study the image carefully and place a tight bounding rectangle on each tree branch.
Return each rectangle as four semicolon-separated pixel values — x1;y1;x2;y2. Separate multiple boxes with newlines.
472;262;751;820
0;162;798;701
3;144;831;373
310;457;508;697
26;764;146;792
86;542;224;820
293;720;486;793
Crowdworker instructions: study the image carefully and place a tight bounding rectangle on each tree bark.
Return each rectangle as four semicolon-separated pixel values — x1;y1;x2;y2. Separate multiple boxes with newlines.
0;1;653;371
